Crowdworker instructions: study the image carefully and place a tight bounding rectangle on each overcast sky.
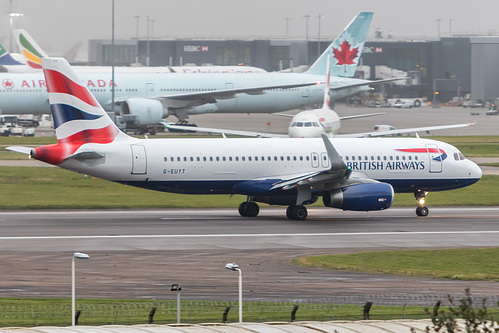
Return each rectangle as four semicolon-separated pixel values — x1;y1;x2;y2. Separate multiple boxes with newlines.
2;0;499;57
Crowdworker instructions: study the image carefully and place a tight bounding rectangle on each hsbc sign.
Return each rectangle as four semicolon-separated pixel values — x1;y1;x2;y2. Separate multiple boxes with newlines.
363;46;383;54
184;45;209;52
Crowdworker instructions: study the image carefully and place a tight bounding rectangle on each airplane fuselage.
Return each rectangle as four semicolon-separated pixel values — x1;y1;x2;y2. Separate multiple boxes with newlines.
0;72;369;116
49;137;481;197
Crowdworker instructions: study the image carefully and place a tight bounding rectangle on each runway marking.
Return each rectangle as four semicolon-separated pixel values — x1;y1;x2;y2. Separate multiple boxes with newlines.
1;230;499;240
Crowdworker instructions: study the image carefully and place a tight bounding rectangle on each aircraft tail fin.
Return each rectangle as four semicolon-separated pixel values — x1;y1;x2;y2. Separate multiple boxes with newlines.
306;12;373;77
13;29;48;69
0;42;24;66
42;57;128;145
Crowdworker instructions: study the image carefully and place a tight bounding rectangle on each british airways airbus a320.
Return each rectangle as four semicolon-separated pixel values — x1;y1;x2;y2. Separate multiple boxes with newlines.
8;58;482;220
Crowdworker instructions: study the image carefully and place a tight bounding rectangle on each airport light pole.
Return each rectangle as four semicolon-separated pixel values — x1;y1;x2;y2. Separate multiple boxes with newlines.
317;15;324;59
225;263;242;323
9;0;23;53
72;252;90;326
283;17;290;38
304;15;310;65
171;284;182;323
146;15;151;66
435;18;441;38
134;15;140;63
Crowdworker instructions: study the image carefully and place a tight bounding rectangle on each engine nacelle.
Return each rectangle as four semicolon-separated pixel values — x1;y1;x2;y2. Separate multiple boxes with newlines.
120;98;166;125
323;183;394;211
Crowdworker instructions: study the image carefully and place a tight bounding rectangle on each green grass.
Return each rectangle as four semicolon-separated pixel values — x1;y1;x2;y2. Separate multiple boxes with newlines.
0;297;485;327
0;166;246;209
427;136;499;157
0;167;496;209
293;248;499;281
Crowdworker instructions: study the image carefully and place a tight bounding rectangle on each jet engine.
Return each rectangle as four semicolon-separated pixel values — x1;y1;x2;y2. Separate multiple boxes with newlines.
120;98;166;125
323;183;394;211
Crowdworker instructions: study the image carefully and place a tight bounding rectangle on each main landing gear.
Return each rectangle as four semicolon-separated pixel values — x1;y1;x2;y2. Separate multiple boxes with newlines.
286;205;308;220
238;201;259;217
238;200;309;220
414;190;429;217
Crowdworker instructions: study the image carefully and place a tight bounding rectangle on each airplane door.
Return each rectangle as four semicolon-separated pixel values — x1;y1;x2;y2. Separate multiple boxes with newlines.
426;144;442;173
131;145;147;174
321;152;330;168
146;83;155;97
311;152;319;168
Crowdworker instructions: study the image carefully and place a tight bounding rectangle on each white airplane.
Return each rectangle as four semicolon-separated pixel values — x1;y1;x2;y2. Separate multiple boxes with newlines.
7;29;267;74
8;58;482;220
0;12;398;127
167;56;472;138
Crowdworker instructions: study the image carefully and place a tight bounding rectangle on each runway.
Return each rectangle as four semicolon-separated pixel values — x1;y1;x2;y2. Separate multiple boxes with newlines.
0;207;498;303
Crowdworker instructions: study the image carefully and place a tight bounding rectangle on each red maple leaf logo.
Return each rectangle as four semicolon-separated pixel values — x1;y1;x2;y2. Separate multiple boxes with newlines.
2;79;14;89
333;40;359;65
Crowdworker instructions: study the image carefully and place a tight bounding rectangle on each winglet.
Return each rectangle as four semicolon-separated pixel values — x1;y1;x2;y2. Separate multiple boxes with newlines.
321;134;347;170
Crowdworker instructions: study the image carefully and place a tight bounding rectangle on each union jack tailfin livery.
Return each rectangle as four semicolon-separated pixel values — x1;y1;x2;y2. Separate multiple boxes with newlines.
28;58;129;164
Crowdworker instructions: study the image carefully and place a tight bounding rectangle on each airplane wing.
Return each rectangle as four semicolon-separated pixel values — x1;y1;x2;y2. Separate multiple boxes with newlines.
338;122;475;138
157;81;324;108
166;124;288;138
330;77;407;92
269;135;376;192
339;112;385;120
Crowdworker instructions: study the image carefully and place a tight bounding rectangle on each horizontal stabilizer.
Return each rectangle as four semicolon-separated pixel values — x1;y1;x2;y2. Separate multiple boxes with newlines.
6;146;32;155
66;151;105;161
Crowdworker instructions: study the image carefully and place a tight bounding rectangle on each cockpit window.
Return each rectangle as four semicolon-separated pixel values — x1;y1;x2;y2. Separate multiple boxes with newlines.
313;122;320;127
296;122;303;127
454;152;466;161
291;122;296;127
304;122;312;127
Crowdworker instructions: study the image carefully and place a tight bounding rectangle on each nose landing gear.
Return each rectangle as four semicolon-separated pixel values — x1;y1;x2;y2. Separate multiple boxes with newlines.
414;190;429;217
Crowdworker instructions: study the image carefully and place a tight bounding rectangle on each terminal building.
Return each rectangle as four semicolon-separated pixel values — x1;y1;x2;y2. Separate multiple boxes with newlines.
88;36;499;103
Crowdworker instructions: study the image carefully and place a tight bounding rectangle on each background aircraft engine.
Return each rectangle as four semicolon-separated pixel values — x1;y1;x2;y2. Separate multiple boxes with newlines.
322;183;394;211
121;98;166;124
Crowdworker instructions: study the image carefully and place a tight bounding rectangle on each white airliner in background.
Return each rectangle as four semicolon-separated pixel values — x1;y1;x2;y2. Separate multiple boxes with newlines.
7;29;267;74
167;56;473;138
8;58;482;220
0;12;399;127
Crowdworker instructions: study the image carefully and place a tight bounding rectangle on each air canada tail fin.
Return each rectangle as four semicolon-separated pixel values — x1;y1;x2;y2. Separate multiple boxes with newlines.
13;29;48;69
306;12;373;77
42;57;128;144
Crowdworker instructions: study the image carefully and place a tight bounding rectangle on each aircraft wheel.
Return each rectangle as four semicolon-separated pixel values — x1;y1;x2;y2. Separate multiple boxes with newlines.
238;202;248;217
244;202;259;217
239;202;259;217
416;206;429;217
286;205;308;220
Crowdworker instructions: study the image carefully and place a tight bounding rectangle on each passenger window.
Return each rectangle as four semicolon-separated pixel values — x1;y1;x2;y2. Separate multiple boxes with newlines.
184;157;187;162
390;156;393;161
281;156;284;161
171;157;174;162
177;157;181;162
287;156;290;161
235;156;239;161
249;157;252;161
346;156;349;161
216;157;220;161
164;157;167;162
415;156;418;160
203;157;207;161
242;156;245;161
197;157;200;162
408;156;412;160
352;156;355;161
222;157;226;161
210;157;213;161
255;156;258;161
396;156;399;161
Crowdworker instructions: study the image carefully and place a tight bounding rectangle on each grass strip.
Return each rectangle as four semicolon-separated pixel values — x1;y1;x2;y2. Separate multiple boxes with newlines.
0;297;480;327
293;248;499;281
0;167;496;209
